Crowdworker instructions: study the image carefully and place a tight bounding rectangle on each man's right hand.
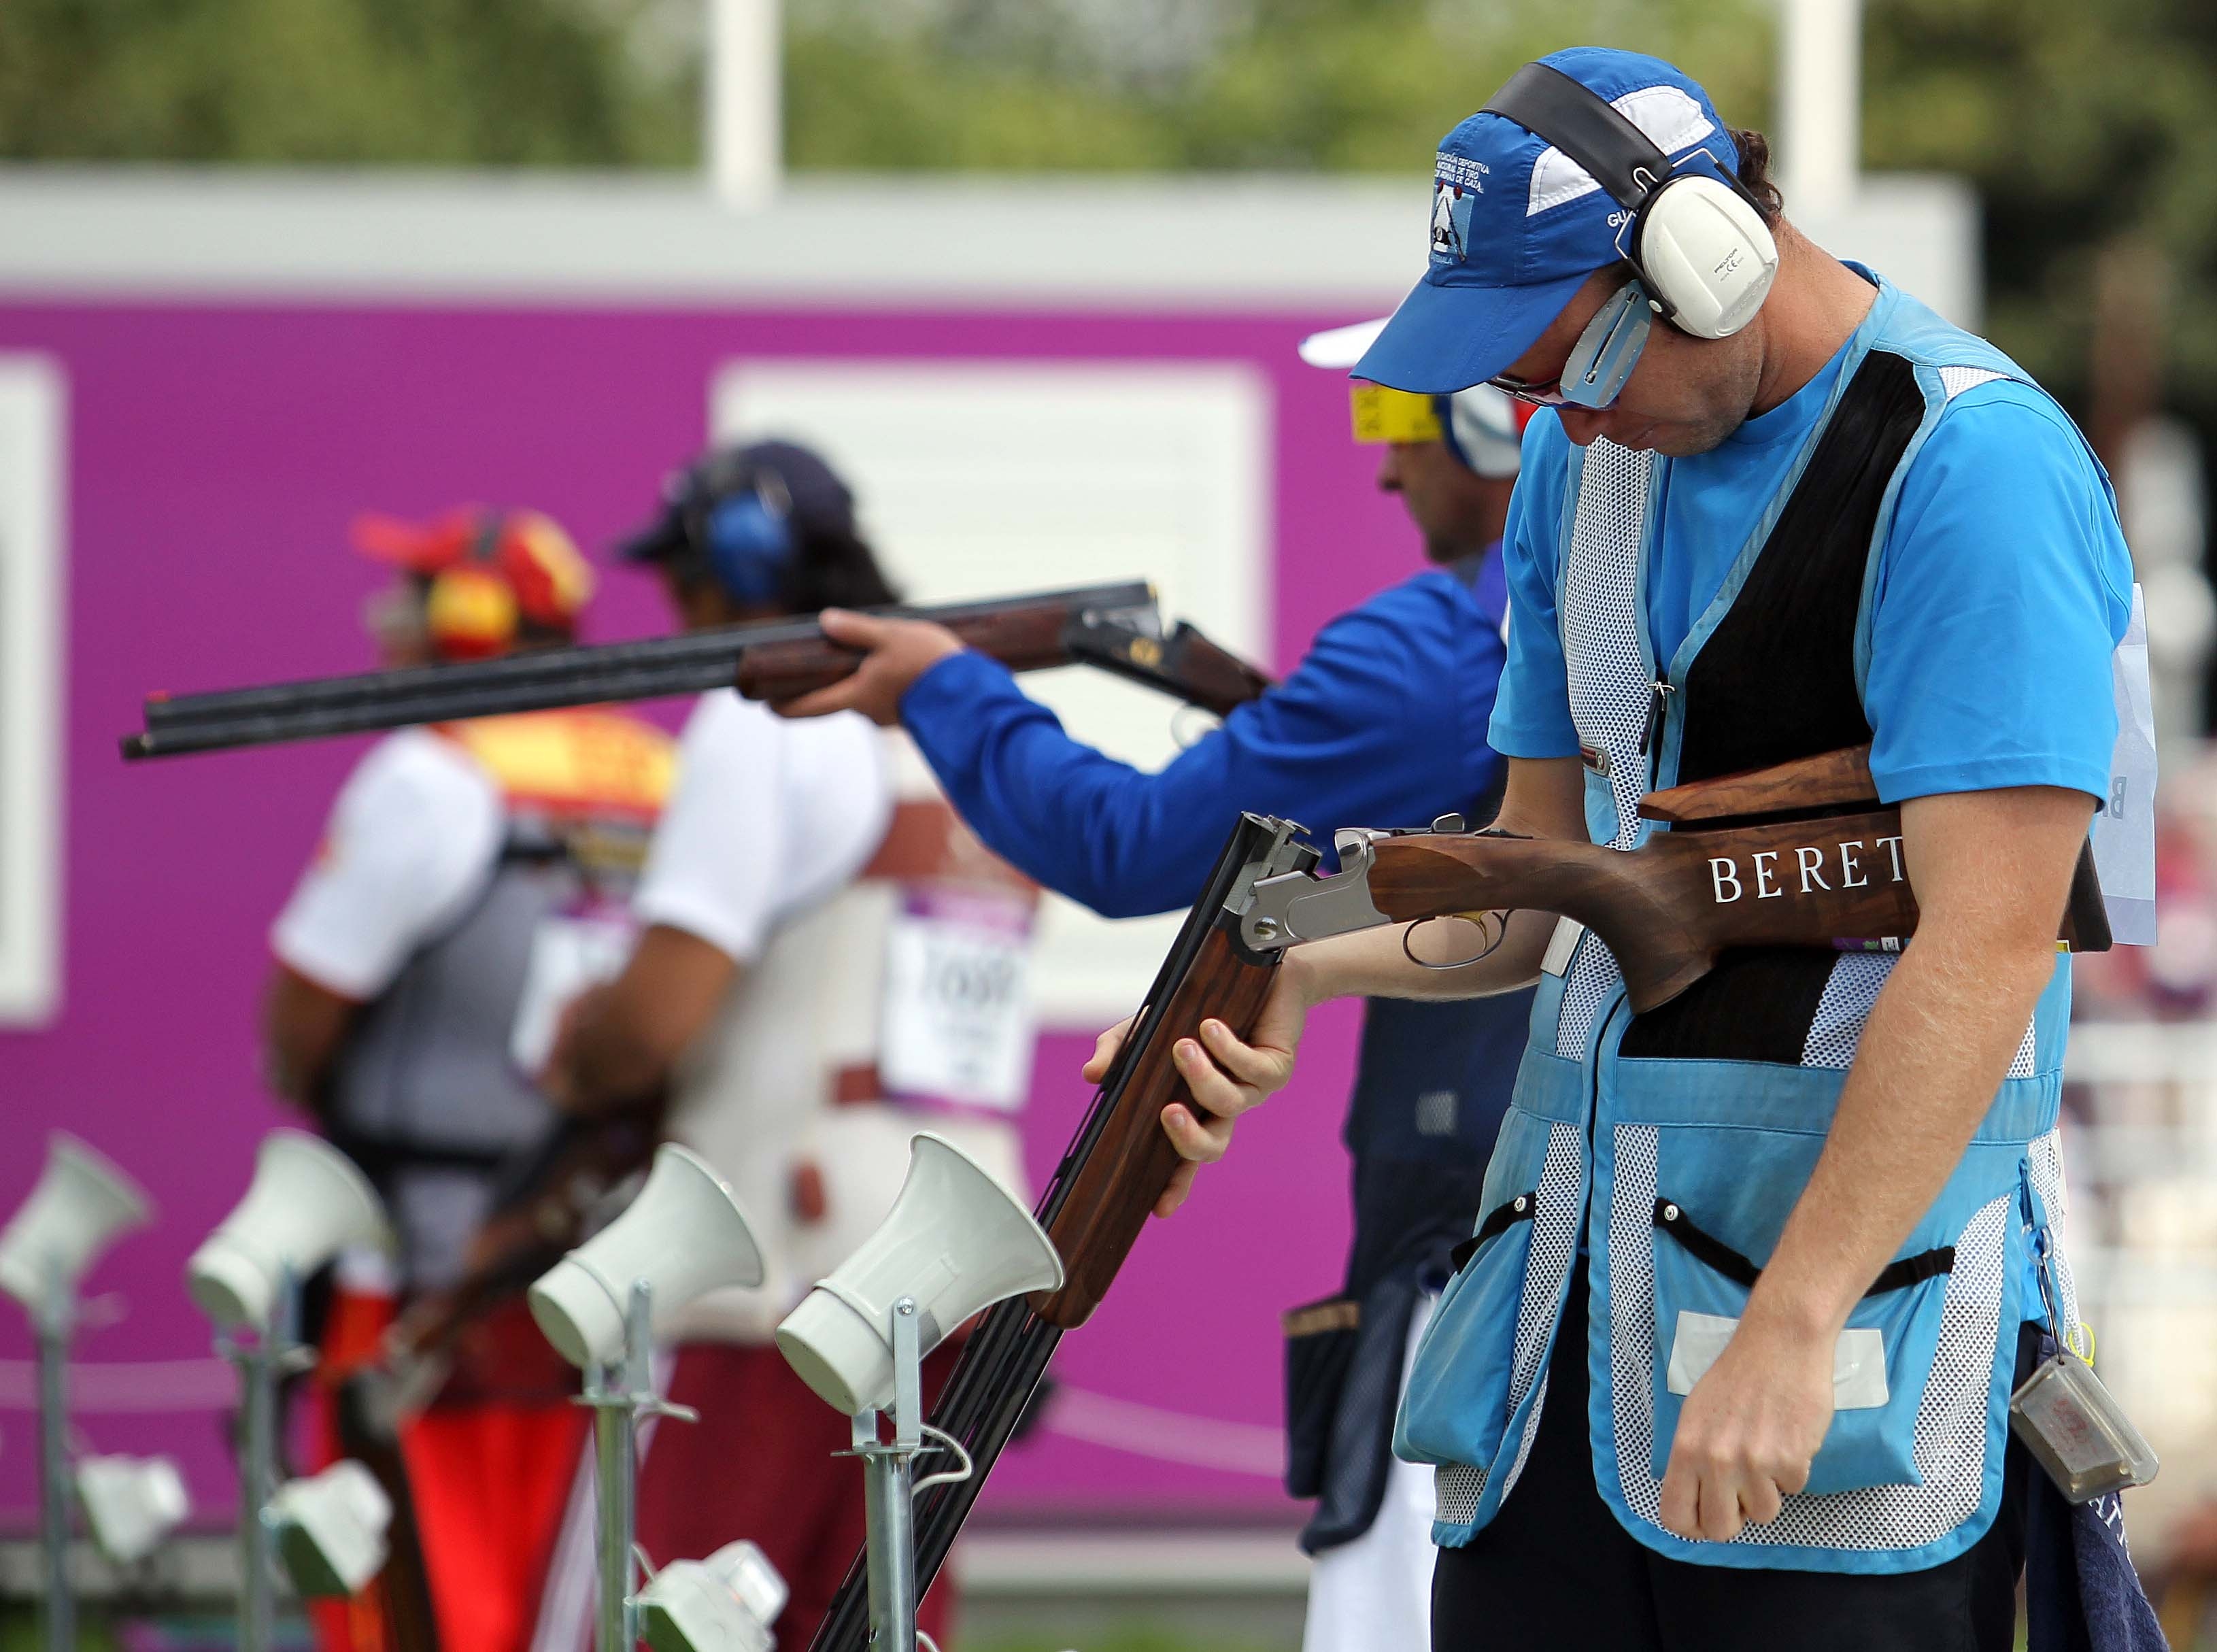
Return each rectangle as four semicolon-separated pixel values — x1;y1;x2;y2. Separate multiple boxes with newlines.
1081;952;1319;1217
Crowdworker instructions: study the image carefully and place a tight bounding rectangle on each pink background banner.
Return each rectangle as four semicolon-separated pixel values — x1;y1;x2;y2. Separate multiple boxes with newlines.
0;299;1432;1522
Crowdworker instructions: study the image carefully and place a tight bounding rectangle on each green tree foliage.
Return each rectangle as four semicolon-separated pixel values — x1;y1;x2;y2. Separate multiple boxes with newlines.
4;0;2216;426
1863;0;2217;422
784;0;1776;173
0;0;696;165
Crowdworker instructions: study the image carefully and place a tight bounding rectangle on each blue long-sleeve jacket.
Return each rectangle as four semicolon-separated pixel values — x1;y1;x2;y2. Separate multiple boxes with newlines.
899;556;1512;919
903;550;1532;1551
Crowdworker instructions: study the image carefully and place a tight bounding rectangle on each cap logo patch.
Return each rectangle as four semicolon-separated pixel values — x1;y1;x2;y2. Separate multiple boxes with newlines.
1431;184;1475;262
1429;154;1491;265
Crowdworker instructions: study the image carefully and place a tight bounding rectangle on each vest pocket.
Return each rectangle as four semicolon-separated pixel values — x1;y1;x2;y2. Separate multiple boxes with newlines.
1646;1193;1955;1495
1395;1114;1585;1493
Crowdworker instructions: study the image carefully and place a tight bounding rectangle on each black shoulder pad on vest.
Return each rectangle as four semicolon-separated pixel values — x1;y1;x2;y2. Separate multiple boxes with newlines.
1672;350;1925;788
1624;350;1927;1064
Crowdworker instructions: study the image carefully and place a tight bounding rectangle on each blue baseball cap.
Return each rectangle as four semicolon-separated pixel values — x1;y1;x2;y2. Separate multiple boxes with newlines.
1352;48;1743;396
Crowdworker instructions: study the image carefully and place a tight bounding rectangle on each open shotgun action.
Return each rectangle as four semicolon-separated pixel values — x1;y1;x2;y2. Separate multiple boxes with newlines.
120;579;1272;758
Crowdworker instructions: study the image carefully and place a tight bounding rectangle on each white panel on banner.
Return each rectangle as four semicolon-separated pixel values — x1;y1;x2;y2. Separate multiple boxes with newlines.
0;356;64;1025
713;361;1270;1026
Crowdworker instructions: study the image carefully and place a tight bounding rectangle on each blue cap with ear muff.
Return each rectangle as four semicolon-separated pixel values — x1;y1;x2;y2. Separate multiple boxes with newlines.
617;438;858;607
703;469;796;606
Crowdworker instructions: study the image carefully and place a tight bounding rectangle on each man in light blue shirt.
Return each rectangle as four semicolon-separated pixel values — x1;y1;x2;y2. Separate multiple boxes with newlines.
1126;45;2134;1652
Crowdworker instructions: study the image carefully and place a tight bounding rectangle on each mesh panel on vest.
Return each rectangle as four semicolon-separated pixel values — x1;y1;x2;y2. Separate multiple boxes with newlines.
1607;1122;2010;1550
1511;1125;1585;1413
1799;953;1897;1066
1562;439;1657;851
1555;439;1648;1058
1498;1370;1551;1503
1799;951;2038;1077
1555;932;1625;1057
1938;366;2008;400
1430;1123;1585;1529
1436;1462;1487;1527
2028;1128;2081;1340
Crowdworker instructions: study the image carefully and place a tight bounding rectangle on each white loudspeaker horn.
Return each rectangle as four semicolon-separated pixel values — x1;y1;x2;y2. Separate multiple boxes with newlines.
777;1133;1062;1416
186;1130;390;1331
0;1133;153;1310
76;1454;190;1566
637;1539;787;1652
528;1144;764;1370
269;1460;391;1598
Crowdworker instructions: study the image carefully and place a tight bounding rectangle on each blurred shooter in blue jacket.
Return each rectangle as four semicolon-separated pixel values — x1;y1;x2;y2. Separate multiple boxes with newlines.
770;331;1534;1652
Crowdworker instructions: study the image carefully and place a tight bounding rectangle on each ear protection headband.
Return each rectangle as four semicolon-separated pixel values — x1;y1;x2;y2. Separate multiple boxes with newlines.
681;458;796;607
1483;62;1778;341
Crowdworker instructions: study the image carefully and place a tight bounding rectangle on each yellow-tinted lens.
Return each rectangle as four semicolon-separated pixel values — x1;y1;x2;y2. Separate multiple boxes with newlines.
1349;384;1443;445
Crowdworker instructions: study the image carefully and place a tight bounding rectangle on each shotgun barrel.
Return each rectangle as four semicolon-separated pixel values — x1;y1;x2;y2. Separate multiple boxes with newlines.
124;580;1164;759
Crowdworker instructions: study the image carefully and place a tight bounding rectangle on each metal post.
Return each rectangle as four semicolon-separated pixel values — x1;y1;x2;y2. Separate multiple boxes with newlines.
35;1264;74;1652
225;1270;304;1652
237;1336;277;1652
854;1297;923;1652
588;1280;656;1652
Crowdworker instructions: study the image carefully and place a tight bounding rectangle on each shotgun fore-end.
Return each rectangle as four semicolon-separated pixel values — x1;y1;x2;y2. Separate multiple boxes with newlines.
734;602;1093;702
1027;918;1281;1329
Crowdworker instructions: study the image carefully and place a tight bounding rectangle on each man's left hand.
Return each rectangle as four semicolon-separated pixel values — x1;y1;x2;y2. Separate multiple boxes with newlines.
769;609;964;726
1657;1313;1835;1540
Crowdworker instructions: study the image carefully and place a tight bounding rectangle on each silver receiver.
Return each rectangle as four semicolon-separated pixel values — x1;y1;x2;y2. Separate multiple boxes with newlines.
1221;816;1324;935
1238;827;1395;951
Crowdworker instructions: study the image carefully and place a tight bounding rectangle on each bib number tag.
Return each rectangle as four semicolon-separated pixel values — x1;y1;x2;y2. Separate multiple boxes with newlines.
879;890;1036;1113
509;911;639;1075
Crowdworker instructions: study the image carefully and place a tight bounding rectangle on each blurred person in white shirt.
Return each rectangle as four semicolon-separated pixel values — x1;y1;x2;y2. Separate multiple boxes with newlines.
537;441;1038;1651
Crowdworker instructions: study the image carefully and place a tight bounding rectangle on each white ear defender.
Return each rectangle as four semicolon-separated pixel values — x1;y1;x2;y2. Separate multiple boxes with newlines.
1484;61;1778;343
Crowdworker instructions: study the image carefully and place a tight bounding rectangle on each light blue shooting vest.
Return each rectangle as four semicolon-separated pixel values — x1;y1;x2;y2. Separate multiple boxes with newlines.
1395;279;2097;1574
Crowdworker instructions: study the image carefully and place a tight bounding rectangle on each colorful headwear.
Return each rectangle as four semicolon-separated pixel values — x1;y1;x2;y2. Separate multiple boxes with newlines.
1299;318;1527;479
1352;47;1746;395
352;507;594;660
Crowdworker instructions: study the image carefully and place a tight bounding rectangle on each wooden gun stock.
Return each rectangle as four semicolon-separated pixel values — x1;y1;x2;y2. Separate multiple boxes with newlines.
1364;809;1925;1011
1251;744;2112;1013
1638;745;1881;824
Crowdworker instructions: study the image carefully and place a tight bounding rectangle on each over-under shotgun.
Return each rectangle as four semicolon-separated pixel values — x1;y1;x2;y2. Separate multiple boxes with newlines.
122;581;1272;758
1237;743;2110;996
807;745;2112;1651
